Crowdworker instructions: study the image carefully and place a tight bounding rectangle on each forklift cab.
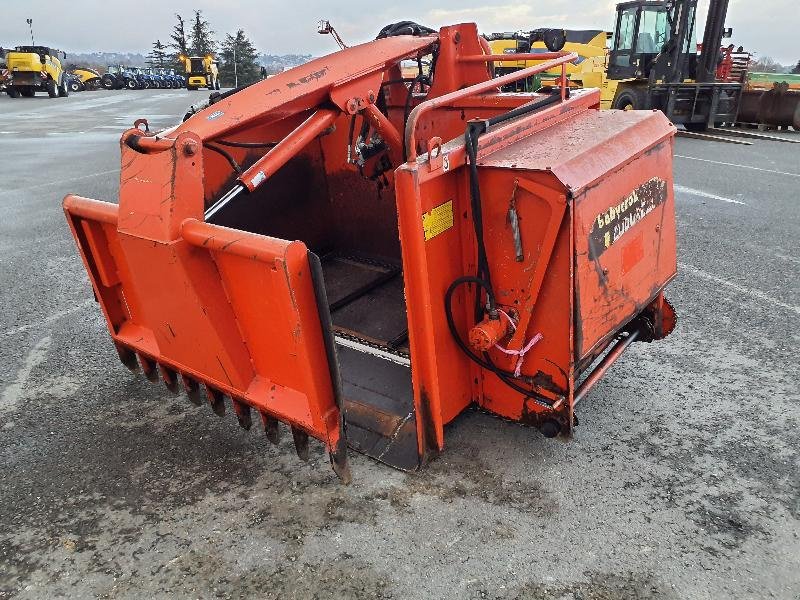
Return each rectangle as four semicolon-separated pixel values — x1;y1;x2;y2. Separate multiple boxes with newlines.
608;0;697;81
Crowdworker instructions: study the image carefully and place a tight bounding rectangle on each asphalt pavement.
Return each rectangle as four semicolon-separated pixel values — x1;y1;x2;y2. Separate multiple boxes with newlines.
0;89;798;599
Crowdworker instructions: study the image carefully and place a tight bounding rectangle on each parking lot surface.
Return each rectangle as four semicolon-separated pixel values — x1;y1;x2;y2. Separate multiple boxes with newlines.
0;90;798;599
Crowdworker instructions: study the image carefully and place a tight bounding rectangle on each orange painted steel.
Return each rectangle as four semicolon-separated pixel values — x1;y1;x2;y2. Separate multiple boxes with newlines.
64;23;677;480
239;109;338;192
405;51;577;160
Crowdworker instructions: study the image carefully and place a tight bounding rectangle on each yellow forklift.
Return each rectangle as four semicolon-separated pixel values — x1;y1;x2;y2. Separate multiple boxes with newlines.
488;0;740;130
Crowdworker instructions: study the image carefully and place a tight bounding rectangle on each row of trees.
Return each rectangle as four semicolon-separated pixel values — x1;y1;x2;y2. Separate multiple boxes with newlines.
748;55;799;74
145;10;262;87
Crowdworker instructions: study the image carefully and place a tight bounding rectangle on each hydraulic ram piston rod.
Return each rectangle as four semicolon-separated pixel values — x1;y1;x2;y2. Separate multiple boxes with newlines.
204;108;338;221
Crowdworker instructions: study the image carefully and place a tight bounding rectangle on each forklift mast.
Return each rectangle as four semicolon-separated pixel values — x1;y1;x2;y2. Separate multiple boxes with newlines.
697;0;731;82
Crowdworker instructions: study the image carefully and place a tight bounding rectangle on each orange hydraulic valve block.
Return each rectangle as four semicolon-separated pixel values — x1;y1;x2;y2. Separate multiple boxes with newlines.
63;22;677;481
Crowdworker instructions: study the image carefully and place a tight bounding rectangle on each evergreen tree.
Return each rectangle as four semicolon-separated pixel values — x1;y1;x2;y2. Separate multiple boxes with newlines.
219;29;261;88
190;10;216;56
146;39;169;68
792;60;800;75
169;13;190;69
170;13;189;55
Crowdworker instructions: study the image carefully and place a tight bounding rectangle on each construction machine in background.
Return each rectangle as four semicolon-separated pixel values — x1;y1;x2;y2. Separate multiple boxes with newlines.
70;68;102;91
487;29;606;92
101;65;138;90
63;23;677;482
4;45;69;98
0;48;8;92
738;72;800;131
489;0;741;130
178;54;220;90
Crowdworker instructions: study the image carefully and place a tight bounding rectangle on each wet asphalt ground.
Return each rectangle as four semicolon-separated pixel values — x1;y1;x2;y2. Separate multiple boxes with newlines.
0;89;798;599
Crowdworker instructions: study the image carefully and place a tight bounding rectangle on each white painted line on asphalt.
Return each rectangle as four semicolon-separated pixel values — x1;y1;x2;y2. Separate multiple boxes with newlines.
0;336;52;414
675;155;800;178
0;170;119;196
678;263;800;316
1;299;94;339
673;185;745;205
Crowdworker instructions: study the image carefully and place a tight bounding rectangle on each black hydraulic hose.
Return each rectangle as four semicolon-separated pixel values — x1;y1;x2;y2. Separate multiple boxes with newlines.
486;90;563;128
444;277;554;408
463;89;563;315
403;74;430;162
213;139;278;149
443;91;569;408
464;123;494;321
204;143;242;174
209;81;258;103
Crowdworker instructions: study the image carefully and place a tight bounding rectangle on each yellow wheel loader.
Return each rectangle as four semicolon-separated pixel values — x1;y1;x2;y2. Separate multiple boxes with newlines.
178;54;220;90
5;45;69;98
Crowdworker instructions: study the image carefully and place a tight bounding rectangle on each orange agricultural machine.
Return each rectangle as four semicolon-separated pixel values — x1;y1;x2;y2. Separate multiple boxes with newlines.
63;23;677;482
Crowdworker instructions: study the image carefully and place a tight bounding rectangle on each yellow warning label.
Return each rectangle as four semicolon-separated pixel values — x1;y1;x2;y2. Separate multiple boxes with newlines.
422;199;454;241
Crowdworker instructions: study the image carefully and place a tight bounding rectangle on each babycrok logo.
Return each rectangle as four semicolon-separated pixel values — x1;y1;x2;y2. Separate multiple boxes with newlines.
589;177;667;259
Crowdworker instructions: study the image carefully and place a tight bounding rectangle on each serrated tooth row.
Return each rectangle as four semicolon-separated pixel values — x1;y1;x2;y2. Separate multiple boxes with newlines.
115;345;312;462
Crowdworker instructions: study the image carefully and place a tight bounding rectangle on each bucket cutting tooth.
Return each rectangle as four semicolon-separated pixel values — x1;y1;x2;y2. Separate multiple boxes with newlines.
181;374;203;405
291;427;310;461
260;412;281;445
205;386;225;417
137;353;158;383
114;343;139;372
158;364;179;394
232;399;252;430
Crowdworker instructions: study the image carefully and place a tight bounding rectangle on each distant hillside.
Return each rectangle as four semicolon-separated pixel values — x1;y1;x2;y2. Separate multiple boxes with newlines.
63;51;313;74
66;52;147;71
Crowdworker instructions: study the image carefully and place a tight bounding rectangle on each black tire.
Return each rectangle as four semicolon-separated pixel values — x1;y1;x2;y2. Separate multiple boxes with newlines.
6;87;21;98
58;79;69;97
612;87;647;111
126;78;137;90
101;75;115;90
214;77;220;90
44;81;56;98
22;86;37;97
69;80;81;92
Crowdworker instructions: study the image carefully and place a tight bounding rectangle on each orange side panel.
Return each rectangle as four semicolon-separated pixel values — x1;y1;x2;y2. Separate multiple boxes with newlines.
63;196;345;457
573;140;677;358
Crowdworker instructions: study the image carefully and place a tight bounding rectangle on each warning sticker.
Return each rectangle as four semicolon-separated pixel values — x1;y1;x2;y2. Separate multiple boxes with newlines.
422;199;454;241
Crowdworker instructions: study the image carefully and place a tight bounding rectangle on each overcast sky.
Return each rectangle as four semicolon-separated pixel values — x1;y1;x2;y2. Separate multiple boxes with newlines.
1;0;796;64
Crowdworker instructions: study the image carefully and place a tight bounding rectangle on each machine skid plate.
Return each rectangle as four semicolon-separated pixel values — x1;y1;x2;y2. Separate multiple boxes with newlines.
63;195;350;482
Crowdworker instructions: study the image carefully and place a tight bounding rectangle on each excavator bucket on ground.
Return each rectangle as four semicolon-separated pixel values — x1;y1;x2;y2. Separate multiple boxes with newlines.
64;23;677;481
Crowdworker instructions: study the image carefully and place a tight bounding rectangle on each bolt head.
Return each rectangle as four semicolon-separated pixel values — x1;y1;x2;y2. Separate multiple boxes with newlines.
183;140;198;156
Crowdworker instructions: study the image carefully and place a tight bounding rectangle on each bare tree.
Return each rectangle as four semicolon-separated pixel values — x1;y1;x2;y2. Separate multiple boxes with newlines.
749;55;783;73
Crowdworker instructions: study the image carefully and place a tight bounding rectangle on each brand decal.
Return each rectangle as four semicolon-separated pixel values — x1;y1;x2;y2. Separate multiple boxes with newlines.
207;110;224;120
589;177;667;259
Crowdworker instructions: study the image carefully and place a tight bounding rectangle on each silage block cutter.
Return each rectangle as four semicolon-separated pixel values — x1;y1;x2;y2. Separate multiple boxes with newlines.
63;23;677;482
